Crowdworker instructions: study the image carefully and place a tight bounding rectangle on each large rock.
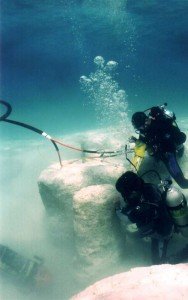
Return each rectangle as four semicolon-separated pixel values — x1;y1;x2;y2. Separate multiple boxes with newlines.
71;263;188;299
38;159;124;233
38;159;125;281
38;159;125;214
73;184;124;281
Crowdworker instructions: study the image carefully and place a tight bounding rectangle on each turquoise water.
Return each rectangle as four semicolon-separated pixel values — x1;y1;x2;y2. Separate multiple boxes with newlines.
1;1;188;140
1;1;188;299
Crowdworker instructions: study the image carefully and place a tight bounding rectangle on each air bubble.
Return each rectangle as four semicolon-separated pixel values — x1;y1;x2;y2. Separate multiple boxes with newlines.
94;56;105;68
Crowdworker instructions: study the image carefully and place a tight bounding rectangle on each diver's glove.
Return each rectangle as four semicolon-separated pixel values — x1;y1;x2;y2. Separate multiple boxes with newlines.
115;207;130;223
115;207;123;217
115;206;128;214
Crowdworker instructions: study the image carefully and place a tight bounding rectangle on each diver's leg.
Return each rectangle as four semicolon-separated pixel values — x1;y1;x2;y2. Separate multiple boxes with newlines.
151;238;169;264
162;152;188;189
176;144;185;158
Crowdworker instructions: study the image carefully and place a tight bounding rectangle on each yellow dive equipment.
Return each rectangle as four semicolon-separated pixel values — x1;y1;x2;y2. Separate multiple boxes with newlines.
131;140;146;171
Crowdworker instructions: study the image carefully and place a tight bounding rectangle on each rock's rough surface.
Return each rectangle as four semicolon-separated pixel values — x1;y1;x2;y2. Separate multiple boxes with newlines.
38;159;124;214
38;159;125;281
71;263;188;300
73;184;124;280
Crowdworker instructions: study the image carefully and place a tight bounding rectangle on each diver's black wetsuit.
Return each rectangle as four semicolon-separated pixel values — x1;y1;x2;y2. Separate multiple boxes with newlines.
139;116;188;189
120;183;173;264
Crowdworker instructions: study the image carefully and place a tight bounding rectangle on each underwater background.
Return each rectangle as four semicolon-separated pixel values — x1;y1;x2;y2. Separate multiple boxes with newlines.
0;1;188;299
1;0;188;139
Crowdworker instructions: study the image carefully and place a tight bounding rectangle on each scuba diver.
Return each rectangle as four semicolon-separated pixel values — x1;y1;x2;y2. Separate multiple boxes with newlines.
115;171;188;264
0;244;51;290
130;104;188;189
116;171;172;264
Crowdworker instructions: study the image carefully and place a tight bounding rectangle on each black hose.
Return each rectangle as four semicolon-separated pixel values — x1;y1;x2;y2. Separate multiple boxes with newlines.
0;100;62;167
0;100;124;165
0;100;12;120
3;119;43;135
51;140;62;167
144;102;167;113
125;144;138;173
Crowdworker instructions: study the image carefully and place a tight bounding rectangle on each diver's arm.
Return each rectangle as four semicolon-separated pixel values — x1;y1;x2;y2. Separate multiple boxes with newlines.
116;207;132;224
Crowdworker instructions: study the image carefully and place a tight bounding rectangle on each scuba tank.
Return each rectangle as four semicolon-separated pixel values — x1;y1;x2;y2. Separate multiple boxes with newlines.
165;186;188;237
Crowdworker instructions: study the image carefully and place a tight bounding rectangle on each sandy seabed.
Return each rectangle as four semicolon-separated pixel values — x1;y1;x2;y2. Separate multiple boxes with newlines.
0;127;188;299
